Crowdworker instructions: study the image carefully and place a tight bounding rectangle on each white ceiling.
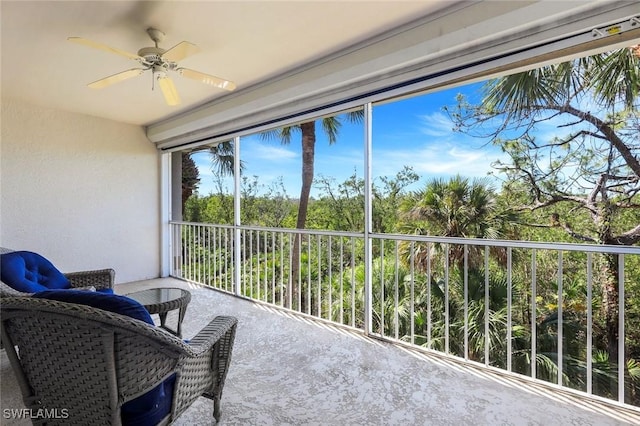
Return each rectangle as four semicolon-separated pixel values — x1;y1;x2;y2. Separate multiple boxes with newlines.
1;1;446;126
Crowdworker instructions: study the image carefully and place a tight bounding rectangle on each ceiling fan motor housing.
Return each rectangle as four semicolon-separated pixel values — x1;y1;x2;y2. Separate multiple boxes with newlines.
138;29;171;67
138;47;168;66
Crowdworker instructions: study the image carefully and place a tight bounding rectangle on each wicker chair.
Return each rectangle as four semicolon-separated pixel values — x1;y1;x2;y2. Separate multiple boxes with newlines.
0;296;238;425
0;248;114;296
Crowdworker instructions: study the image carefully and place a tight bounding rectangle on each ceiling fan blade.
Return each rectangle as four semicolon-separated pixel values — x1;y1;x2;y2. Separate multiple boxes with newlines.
162;41;200;62
177;68;236;91
157;75;181;106
68;37;141;60
88;69;145;89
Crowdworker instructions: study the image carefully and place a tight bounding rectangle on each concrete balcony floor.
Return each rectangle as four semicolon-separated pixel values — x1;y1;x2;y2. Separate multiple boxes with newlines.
2;277;640;425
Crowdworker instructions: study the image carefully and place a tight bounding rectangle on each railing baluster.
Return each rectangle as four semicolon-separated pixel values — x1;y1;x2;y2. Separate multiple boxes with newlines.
198;225;203;285
485;246;490;366
587;252;593;395
184;225;189;280
531;249;537;380
171;223;176;277
340;237;344;325
264;231;268;302
558;251;563;386
213;226;218;288
188;225;194;281
172;223;176;277
249;230;253;297
380;238;385;336
445;243;450;355
410;241;415;345
203;225;207;285
427;242;432;350
242;229;246;296
280;232;284;307
318;234;322;318
328;236;333;322
619;253;625;403
256;230;261;300
464;245;469;360
217;226;221;289
288;233;292;309
298;233;302;313
351;237;355;328
230;227;236;292
202;225;206;285
169;223;174;276
307;234;311;315
210;225;214;286
272;231;276;304
394;240;399;340
221;227;226;290
507;247;512;373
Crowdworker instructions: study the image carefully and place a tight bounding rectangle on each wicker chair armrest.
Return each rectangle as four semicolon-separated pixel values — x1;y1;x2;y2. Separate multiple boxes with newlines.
173;316;237;421
65;268;115;290
186;316;238;357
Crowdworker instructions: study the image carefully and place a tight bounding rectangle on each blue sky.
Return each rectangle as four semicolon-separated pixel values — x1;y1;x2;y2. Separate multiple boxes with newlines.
191;81;512;198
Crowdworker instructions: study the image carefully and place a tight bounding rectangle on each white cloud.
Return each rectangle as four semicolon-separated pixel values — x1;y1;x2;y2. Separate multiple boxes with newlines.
418;111;456;138
373;137;508;181
242;138;298;162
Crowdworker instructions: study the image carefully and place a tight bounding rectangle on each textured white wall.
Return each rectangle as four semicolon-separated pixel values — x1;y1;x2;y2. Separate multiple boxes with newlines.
0;99;160;284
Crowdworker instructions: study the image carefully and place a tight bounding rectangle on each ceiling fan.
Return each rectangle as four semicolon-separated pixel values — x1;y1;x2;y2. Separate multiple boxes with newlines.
68;28;236;106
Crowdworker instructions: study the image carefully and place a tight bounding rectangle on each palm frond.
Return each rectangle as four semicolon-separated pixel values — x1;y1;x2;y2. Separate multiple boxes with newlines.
209;140;242;176
259;125;299;145
321;117;341;144
589;48;640;110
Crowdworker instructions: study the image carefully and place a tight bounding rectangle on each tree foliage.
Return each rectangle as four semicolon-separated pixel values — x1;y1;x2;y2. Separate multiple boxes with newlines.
447;48;640;247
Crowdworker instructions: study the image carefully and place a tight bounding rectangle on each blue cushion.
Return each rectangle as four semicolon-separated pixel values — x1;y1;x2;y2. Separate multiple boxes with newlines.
0;251;70;292
121;373;176;426
33;289;154;325
33;290;172;424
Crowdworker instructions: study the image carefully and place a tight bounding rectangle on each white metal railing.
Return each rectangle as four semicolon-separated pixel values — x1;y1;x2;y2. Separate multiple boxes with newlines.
170;221;640;408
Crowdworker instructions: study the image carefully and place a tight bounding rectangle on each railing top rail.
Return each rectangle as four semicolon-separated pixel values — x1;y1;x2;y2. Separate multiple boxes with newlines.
170;221;640;254
171;221;363;238
371;233;640;254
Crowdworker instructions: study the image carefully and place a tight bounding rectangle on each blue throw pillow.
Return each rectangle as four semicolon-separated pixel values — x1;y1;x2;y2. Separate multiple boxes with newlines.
0;251;70;293
33;290;154;325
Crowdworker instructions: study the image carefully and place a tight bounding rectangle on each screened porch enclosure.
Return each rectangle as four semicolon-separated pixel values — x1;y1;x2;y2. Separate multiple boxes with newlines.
153;10;640;416
168;40;640;412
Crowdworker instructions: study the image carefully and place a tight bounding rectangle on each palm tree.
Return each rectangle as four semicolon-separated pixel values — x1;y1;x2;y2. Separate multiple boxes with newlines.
398;175;513;270
260;111;364;309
